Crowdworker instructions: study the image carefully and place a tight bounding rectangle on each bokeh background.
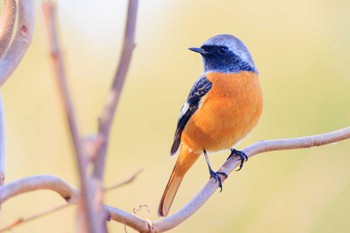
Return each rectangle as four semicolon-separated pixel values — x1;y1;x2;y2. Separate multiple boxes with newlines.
1;0;350;232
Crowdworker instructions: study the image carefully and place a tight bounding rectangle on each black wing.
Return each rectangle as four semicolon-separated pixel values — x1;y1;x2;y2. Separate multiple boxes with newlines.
170;76;212;155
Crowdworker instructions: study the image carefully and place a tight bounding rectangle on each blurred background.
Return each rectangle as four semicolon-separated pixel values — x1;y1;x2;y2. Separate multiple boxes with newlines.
1;0;350;232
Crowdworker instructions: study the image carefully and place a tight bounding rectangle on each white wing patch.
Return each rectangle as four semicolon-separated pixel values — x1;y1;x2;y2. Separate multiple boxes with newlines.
178;102;189;120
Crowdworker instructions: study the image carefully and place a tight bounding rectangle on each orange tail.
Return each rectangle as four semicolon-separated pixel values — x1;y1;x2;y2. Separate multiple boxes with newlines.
158;144;201;217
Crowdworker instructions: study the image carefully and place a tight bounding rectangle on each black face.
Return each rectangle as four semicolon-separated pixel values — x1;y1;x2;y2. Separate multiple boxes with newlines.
200;45;256;73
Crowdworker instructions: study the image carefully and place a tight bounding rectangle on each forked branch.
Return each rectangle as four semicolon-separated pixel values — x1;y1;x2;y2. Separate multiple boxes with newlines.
1;1;348;233
0;127;349;232
0;169;143;232
42;0;139;232
42;2;104;232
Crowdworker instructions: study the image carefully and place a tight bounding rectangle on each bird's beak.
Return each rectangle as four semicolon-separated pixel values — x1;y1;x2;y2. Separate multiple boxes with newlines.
188;47;208;54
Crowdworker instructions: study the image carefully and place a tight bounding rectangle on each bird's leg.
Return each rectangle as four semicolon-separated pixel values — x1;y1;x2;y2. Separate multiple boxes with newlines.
203;150;227;192
227;148;248;171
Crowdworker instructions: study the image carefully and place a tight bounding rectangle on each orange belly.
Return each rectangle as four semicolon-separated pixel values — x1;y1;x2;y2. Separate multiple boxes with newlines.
181;71;263;152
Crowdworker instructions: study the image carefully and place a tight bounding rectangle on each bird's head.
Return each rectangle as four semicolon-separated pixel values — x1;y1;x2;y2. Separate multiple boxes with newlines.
189;34;257;74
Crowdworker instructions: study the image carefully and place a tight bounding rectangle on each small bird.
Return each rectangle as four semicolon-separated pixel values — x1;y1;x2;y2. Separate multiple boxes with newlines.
158;34;263;217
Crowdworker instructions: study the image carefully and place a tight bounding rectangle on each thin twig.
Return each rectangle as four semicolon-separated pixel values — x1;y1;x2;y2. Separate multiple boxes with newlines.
93;0;139;180
0;0;34;87
41;2;103;233
0;0;16;59
104;168;143;192
0;203;69;233
0;127;349;232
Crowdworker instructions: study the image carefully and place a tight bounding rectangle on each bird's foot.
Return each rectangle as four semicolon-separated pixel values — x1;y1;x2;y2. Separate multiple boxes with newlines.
209;169;228;192
227;149;248;171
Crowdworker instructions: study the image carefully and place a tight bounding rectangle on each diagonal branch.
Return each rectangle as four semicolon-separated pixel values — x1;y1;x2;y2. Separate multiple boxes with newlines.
111;126;350;232
93;0;139;180
150;126;350;232
103;168;143;192
42;2;104;233
0;0;34;87
0;127;349;232
0;0;17;59
0;203;69;233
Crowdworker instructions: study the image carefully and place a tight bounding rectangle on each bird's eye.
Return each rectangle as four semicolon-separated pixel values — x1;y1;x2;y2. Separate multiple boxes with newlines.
218;47;228;54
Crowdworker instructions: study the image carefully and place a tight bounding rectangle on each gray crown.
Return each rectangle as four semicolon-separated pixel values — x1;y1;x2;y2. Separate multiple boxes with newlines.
203;34;256;69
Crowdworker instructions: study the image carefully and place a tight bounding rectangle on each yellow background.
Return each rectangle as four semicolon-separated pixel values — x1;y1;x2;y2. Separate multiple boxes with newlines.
1;0;350;232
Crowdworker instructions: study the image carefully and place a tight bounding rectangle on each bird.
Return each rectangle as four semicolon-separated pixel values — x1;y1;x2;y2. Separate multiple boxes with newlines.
158;34;263;217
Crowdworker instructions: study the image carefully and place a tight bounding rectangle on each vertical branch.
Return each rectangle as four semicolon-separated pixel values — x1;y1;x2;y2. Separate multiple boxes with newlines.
93;0;139;180
0;0;33;186
0;0;34;186
0;95;5;186
42;2;104;233
0;0;17;58
0;0;34;87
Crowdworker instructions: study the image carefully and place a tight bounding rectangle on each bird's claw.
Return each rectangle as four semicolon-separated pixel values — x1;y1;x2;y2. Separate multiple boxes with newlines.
209;170;228;192
227;149;248;171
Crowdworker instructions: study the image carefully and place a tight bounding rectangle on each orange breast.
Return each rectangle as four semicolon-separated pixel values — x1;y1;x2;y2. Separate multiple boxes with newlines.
181;71;263;152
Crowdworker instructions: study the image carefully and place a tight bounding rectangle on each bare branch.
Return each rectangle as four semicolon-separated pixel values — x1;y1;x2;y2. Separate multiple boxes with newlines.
0;0;34;87
0;175;152;232
107;126;350;232
106;205;150;232
0;203;69;233
243;126;350;156
0;219;21;233
0;175;78;204
0;95;6;186
0;0;16;58
0;177;147;232
104;168;143;192
0;0;17;187
150;126;350;232
93;0;139;180
0;175;79;232
0;170;143;231
0;125;349;233
0;1;347;232
41;2;104;232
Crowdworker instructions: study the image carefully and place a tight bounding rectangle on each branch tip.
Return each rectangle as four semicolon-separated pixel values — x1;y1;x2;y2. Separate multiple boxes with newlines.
93;0;139;180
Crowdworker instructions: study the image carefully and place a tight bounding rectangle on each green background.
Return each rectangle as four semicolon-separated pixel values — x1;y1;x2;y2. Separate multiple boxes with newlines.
1;0;350;232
